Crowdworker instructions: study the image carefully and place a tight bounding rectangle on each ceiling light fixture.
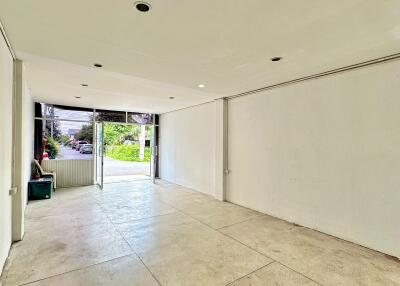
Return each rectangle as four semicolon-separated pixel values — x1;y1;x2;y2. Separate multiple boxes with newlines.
94;63;103;68
198;84;205;88
271;57;282;62
75;96;81;99
169;96;175;99
81;83;88;87
135;1;151;12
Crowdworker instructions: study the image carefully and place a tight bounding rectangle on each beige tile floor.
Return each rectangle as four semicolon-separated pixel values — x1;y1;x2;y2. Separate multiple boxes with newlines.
1;180;399;286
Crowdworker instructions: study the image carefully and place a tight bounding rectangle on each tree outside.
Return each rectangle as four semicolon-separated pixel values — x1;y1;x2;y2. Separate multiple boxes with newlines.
103;123;152;162
44;120;92;159
74;124;93;143
42;119;152;162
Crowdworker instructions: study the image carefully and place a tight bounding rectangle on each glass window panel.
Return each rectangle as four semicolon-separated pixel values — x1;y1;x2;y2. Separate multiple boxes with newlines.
95;110;126;122
40;119;93;160
39;103;93;121
127;112;153;125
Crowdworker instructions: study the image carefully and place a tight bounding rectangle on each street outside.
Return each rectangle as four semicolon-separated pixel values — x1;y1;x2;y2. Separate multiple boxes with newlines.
103;157;150;176
56;145;150;177
56;146;92;160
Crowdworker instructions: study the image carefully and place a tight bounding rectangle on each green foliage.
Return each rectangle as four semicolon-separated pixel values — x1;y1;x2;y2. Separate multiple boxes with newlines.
75;124;93;142
106;145;151;162
58;134;70;145
104;123;152;146
104;124;136;145
45;136;59;159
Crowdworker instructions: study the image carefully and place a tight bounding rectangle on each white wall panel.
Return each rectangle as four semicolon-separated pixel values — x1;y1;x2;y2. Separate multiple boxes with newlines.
227;60;400;258
0;33;14;273
42;159;94;188
12;60;34;241
160;103;216;196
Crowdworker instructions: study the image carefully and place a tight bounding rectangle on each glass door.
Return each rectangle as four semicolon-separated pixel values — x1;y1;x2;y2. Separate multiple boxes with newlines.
150;115;157;183
96;122;104;189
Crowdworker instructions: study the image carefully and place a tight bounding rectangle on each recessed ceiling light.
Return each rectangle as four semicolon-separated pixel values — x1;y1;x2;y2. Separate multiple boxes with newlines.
198;84;205;88
81;83;88;87
94;63;103;68
169;96;175;99
135;1;151;12
75;96;81;99
271;57;282;62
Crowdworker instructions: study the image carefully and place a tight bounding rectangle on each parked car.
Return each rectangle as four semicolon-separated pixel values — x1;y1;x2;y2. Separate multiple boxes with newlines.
76;141;88;151
80;144;93;154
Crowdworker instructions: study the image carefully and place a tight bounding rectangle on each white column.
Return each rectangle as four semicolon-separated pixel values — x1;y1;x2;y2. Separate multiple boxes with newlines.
12;59;31;241
214;98;228;201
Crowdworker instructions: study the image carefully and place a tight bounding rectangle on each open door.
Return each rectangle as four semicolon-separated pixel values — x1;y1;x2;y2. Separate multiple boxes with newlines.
150;115;157;183
96;122;104;189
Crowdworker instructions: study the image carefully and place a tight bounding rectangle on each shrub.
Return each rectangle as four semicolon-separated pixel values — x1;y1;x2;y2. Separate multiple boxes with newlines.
106;144;150;162
45;137;59;159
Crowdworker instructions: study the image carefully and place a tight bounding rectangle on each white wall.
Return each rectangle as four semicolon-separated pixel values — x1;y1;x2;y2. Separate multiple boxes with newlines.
227;60;400;258
160;102;216;196
21;79;33;208
42;159;93;188
12;60;34;241
0;33;14;273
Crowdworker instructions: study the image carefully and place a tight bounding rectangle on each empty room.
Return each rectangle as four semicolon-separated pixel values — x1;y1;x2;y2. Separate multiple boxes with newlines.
0;1;399;285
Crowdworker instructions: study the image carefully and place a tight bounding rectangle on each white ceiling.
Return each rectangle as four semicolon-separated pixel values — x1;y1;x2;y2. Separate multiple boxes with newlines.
19;53;221;113
1;0;400;113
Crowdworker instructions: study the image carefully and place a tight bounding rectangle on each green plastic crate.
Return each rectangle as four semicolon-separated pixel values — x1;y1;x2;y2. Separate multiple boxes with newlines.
29;178;53;200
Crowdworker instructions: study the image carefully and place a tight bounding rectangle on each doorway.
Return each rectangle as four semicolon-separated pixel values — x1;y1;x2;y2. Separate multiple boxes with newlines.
96;122;154;185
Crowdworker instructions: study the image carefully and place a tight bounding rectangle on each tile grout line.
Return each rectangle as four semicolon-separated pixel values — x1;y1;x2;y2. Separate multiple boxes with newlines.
24;183;322;286
135;255;163;286
104;186;323;286
8;191;133;286
110;224;163;286
160;197;324;286
273;261;324;286
96;199;163;286
100;209;177;225
217;229;324;286
224;261;275;286
216;213;267;231
16;189;132;285
151;205;277;285
157;203;281;285
155;186;264;232
154;199;221;231
16;254;133;286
